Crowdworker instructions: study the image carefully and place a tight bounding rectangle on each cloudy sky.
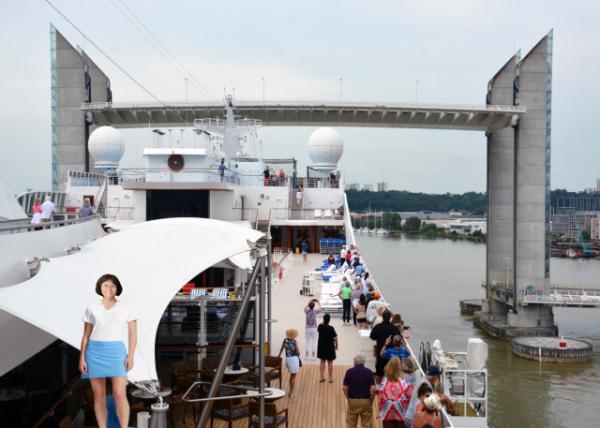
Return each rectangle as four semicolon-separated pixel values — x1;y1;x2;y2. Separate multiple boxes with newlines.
1;0;599;194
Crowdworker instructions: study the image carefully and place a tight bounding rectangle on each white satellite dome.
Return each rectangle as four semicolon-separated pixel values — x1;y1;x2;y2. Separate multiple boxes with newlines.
308;127;343;167
88;126;125;170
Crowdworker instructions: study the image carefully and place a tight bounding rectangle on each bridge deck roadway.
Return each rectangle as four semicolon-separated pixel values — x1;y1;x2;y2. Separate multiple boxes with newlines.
82;100;525;132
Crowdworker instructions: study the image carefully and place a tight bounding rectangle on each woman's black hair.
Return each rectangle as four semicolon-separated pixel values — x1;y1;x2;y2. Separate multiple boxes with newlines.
95;273;123;296
359;294;367;305
417;382;433;398
323;313;331;325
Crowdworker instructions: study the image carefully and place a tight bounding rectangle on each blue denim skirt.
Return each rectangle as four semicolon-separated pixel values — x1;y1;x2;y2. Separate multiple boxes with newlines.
82;340;127;379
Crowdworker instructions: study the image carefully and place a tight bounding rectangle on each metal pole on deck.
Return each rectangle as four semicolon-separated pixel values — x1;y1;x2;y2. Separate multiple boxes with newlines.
258;256;266;428
267;234;272;351
196;256;263;428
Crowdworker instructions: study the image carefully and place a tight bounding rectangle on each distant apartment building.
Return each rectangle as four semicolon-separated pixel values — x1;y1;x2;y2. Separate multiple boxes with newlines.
345;182;360;191
552;209;600;238
551;211;570;235
362;184;373;191
591;217;600;240
377;181;389;192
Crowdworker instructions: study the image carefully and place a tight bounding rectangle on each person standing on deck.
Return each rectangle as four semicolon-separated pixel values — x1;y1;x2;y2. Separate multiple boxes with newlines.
79;274;137;428
361;272;372;296
218;159;226;182
379;335;410;366
345;249;352;267
351;281;362;326
278;329;301;397
40;194;55;223
304;299;322;360
370;310;400;383
301;240;309;263
317;313;337;383
339;279;353;325
31;197;42;225
343;354;375;428
378;357;414;428
295;187;303;208
79;198;94;218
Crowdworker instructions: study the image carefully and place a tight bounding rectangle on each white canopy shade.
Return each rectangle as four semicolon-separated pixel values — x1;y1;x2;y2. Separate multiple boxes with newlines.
0;174;27;220
0;217;263;382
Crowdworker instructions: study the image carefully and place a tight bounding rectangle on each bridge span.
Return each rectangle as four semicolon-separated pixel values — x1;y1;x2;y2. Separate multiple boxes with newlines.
82;100;524;132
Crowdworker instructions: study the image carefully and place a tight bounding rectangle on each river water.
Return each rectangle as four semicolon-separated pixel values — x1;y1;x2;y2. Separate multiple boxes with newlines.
355;234;600;428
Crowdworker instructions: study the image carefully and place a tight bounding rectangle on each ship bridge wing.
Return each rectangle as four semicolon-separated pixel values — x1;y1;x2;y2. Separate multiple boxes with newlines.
0;217;263;382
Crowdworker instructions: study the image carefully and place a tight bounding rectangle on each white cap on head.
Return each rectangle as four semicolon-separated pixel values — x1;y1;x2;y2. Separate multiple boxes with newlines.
424;393;441;411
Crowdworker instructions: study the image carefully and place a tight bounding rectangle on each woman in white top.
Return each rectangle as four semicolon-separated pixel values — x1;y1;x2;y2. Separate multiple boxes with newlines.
79;274;137;428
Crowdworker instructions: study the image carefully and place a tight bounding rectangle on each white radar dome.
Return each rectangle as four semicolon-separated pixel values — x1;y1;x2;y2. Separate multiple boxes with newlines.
308;127;343;167
88;126;125;170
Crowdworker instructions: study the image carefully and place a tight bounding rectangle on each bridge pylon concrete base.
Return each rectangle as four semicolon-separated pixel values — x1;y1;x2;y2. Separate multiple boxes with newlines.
473;304;558;340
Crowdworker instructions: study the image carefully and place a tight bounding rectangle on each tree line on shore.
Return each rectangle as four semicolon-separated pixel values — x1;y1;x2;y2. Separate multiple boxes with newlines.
346;188;600;215
352;213;486;242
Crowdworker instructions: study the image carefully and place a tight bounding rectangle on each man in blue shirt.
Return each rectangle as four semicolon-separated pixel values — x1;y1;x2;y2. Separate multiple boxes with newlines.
379;335;410;363
343;353;375;428
218;159;226;182
354;263;365;277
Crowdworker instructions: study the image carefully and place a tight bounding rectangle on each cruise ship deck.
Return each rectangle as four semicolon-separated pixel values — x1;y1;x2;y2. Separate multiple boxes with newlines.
212;365;383;428
271;253;365;366
211;253;383;427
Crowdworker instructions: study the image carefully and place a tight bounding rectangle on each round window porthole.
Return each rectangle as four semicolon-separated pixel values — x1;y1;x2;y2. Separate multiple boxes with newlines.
168;154;185;172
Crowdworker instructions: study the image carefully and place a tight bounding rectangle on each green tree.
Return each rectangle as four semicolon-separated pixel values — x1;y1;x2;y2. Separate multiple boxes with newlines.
382;212;403;231
581;230;590;242
420;222;438;238
404;217;421;233
472;229;486;241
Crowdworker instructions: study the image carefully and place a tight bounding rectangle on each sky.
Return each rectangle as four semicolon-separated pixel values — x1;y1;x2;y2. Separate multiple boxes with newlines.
1;0;599;194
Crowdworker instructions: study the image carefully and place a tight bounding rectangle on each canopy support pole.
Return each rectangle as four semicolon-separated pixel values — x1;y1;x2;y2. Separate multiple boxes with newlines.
258;254;266;428
196;254;265;428
267;234;272;351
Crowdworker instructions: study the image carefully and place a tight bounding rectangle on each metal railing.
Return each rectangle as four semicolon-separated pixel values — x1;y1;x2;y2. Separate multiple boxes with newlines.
303;177;342;189
286;208;343;221
83;100;526;114
442;367;488;419
116;168;242;185
31;377;83;428
0;214;101;234
16;191;66;215
182;381;273;403
67;170;104;187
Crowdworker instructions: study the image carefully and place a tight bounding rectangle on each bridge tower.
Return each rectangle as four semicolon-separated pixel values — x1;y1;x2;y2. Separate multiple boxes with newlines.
480;31;557;338
50;24;112;191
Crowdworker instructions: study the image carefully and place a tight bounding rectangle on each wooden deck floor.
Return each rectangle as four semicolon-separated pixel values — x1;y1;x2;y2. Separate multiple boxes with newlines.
212;364;382;428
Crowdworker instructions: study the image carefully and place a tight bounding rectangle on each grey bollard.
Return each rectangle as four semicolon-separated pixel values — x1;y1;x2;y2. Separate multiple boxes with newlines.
136;411;151;428
149;402;169;428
